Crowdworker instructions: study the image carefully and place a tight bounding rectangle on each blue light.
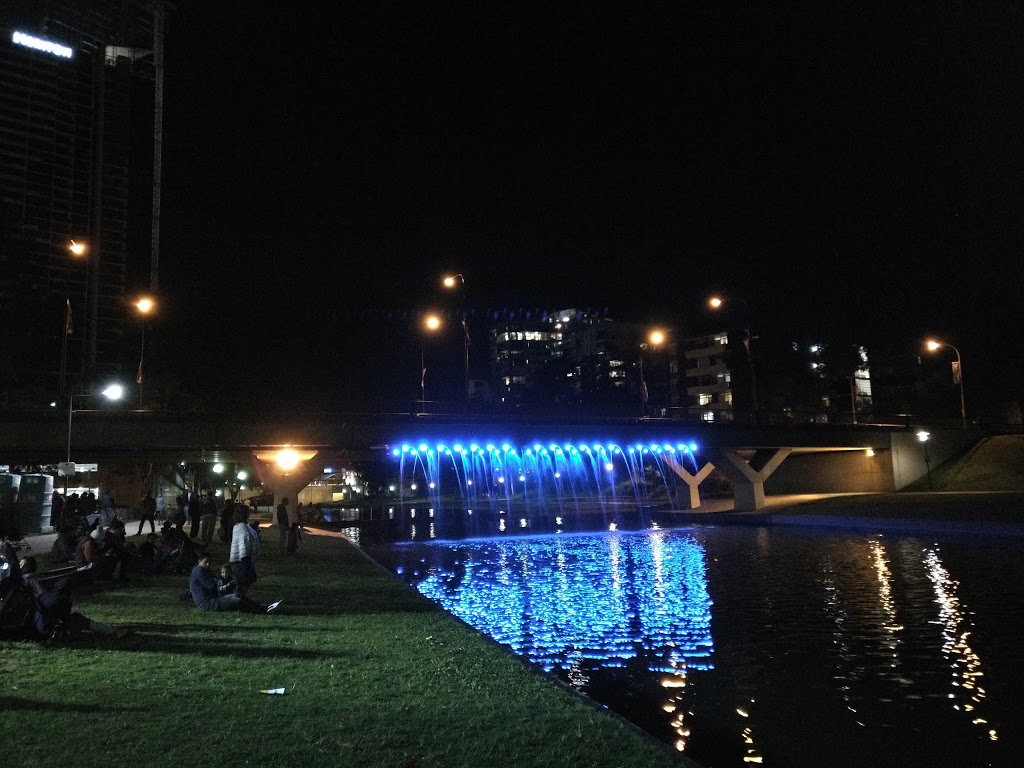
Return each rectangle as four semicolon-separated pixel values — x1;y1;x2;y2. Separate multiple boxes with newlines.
391;448;400;456
436;444;446;452
470;444;480;453
533;444;543;452
418;443;429;452
402;444;411;452
502;443;511;452
486;444;496;452
690;442;698;451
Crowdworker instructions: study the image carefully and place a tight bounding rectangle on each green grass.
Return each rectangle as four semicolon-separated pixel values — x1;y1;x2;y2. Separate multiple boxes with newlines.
1;529;689;768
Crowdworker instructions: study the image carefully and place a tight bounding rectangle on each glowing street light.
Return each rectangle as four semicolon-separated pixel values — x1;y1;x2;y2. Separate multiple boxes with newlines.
708;294;758;415
64;382;124;493
639;329;667;416
68;240;87;257
419;313;442;414
925;339;966;428
133;295;157;399
442;273;471;411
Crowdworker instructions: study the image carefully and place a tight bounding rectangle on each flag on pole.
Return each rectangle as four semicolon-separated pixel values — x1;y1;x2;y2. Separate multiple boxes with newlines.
64;298;73;335
951;360;961;385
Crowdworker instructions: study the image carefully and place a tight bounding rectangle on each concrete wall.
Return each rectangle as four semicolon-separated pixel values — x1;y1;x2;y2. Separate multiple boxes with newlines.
763;428;982;495
765;450;895;494
889;429;978;490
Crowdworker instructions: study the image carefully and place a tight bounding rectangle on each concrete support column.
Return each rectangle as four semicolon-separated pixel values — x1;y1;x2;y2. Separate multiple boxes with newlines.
714;448;792;512
250;450;331;514
662;453;716;509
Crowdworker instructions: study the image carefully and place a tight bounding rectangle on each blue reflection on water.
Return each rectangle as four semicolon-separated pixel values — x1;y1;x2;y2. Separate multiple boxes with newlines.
398;530;714;676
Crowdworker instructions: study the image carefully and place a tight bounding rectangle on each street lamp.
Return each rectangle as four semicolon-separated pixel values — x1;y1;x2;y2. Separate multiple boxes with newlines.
708;294;758;416
420;313;442;414
63;382;124;493
134;296;156;400
60;240;89;402
925;338;966;428
639;329;665;416
441;273;470;412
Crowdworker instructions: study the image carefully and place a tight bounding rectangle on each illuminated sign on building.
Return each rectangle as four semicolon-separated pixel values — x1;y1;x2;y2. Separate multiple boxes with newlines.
12;31;73;59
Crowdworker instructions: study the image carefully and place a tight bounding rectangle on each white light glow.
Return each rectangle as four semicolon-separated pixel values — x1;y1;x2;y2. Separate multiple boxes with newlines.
13;31;73;58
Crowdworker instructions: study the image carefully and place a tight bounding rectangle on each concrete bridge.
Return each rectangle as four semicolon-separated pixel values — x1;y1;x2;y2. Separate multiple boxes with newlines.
1;409;980;515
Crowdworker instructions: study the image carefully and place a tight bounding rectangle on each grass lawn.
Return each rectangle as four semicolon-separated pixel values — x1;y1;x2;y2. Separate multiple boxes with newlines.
1;528;689;768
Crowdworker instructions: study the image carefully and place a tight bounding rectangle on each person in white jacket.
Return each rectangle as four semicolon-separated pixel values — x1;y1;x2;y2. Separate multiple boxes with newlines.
228;507;260;596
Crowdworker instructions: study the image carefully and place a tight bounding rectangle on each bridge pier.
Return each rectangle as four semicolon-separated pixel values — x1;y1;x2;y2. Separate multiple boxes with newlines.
250;450;338;514
662;453;716;509
714;448;792;512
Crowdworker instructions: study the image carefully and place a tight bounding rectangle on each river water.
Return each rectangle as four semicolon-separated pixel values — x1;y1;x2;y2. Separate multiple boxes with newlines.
369;524;1023;767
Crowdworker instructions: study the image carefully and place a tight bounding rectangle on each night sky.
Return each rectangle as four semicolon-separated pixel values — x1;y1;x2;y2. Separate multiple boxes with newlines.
138;3;1024;408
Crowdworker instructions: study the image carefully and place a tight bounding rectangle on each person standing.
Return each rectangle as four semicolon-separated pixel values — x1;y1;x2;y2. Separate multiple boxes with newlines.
187;492;202;539
229;507;259;597
276;496;292;553
199;490;218;545
137;490;157;536
172;495;187;530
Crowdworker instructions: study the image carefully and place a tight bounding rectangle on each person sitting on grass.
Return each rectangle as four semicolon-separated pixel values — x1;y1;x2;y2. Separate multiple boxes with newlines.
19;556;133;640
189;556;280;613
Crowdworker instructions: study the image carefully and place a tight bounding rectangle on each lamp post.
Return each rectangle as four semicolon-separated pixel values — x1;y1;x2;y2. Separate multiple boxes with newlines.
708;295;758;417
64;382;124;493
420;313;442;414
442;273;470;412
134;296;156;404
925;339;966;428
639;329;665;416
60;240;89;403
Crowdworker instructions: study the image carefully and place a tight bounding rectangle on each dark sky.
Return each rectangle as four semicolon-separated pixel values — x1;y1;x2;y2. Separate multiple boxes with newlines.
143;2;1024;406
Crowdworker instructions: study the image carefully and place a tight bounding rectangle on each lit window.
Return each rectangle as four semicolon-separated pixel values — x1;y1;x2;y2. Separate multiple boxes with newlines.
699;394;712;405
702;411;715;422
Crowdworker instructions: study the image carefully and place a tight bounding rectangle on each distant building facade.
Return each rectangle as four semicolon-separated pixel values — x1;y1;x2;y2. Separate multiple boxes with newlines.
489;309;647;411
682;331;734;421
0;1;158;406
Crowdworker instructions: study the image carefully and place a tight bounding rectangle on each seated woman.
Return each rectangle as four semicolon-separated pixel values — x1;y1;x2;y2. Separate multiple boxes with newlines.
189;556;281;614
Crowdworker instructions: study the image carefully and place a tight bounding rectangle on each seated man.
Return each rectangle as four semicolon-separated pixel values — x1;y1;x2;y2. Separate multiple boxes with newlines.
189;556;281;614
19;556;132;640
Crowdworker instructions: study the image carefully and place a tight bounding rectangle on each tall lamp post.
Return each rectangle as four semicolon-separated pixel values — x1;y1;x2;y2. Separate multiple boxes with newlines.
64;382;124;493
442;273;470;412
420;313;442;414
926;339;966;428
639;329;665;416
134;295;156;404
709;295;758;416
60;240;89;403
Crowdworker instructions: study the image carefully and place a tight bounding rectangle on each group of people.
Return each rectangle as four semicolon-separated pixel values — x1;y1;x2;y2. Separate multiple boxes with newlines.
0;483;300;645
187;504;282;614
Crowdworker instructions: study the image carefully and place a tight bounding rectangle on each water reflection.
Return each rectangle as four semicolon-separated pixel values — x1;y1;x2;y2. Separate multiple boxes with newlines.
375;527;1020;767
395;531;714;750
923;546;997;742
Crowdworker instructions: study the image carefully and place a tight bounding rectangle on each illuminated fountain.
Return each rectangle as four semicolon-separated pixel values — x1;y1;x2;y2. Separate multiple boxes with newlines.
387;438;700;540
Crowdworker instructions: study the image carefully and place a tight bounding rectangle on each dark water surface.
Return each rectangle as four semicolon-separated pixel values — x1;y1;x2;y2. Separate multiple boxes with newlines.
369;524;1023;768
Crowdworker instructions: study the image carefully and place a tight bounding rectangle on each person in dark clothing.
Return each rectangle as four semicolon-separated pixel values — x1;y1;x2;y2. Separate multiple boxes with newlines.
187;493;202;539
137;490;157;535
219;499;235;543
19;556;131;640
188;557;280;613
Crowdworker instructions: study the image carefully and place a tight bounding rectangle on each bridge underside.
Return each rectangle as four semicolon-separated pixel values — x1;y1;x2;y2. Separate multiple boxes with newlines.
1;412;978;515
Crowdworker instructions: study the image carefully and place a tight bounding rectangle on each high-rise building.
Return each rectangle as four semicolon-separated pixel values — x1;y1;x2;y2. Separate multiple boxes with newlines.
0;1;160;407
